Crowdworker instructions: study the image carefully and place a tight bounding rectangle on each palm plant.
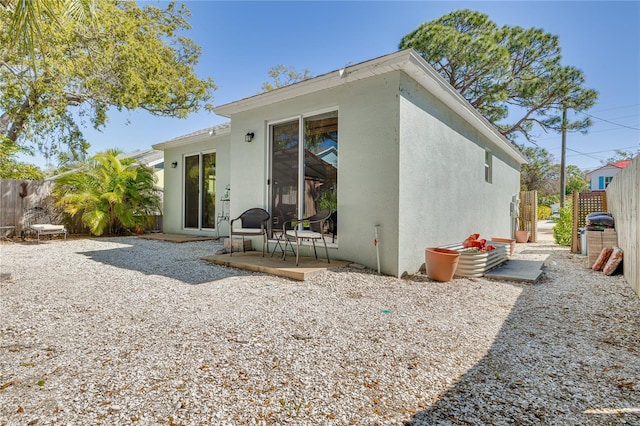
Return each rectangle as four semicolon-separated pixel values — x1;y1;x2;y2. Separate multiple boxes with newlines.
5;0;95;57
53;150;161;236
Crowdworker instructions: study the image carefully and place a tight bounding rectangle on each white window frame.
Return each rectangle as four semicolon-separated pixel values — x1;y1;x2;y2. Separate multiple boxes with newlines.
267;107;339;220
182;149;217;231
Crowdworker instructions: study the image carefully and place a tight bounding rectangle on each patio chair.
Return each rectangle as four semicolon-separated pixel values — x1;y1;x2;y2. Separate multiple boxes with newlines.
282;208;332;266
21;206;67;244
229;208;270;256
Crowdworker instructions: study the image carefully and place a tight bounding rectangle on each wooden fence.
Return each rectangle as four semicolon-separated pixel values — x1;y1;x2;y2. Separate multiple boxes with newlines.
571;190;607;254
1;178;161;238
606;157;639;297
0;179;64;236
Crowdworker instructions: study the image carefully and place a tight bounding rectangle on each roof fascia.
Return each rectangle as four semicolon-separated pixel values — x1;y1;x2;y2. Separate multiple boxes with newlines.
152;124;231;151
214;49;526;165
402;52;527;165
214;50;412;117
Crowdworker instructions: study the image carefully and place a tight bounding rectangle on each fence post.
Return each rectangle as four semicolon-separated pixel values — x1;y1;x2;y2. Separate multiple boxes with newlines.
571;190;579;253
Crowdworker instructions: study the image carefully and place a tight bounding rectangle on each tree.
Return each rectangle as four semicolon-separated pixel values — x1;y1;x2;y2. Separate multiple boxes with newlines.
399;10;598;143
0;161;43;180
4;0;95;61
53;150;161;235
0;138;43;179
601;149;639;165
563;164;589;195
1;1;215;162
261;65;311;92
519;145;556;195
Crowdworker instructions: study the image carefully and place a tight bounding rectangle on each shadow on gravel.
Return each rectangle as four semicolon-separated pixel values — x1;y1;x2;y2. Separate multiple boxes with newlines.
406;257;640;425
78;237;257;285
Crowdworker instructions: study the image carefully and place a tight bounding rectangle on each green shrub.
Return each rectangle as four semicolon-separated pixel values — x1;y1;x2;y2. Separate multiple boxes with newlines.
538;205;551;220
553;207;573;246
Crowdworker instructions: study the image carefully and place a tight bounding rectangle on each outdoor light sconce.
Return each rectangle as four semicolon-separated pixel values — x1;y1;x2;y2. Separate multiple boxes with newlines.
245;132;255;143
171;161;178;168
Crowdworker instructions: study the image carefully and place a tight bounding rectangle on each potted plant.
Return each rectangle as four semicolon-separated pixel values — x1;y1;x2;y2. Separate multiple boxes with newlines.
425;247;460;282
515;230;530;243
514;216;530;243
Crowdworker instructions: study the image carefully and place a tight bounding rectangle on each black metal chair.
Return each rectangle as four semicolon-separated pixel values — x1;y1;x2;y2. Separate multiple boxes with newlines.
282;208;332;266
229;208;270;256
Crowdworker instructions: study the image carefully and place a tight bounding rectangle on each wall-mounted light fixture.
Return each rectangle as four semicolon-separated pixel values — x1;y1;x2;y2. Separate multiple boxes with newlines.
245;132;255;143
171;161;178;168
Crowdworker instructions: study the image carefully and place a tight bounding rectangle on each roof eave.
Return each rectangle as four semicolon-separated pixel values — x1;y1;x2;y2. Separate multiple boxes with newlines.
214;50;413;118
403;52;527;165
214;49;527;165
152;123;231;150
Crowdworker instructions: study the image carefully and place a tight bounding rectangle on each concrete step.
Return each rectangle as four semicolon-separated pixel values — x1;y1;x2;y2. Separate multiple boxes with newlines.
484;259;545;283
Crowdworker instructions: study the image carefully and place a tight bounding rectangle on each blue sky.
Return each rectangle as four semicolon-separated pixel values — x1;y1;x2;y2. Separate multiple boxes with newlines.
24;1;640;171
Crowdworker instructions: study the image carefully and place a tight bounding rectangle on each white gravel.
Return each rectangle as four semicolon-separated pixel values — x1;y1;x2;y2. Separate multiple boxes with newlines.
0;235;638;425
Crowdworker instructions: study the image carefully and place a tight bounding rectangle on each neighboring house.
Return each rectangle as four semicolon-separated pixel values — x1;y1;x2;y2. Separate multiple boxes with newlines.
121;148;165;191
46;148;165;187
153;49;527;277
586;159;632;191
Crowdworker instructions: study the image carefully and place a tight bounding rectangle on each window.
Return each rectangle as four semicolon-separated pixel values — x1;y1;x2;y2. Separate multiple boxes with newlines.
485;150;492;183
184;151;216;230
604;176;613;188
270;110;338;240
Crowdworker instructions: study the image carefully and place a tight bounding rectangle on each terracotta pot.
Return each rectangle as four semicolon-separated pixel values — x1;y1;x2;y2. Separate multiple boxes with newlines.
515;230;530;243
425;247;460;282
491;237;516;256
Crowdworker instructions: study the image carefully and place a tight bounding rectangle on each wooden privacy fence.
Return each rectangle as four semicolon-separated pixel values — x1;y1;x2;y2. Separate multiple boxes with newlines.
571;190;607;254
0;179;62;236
519;190;538;242
606;157;639;297
1;178;161;237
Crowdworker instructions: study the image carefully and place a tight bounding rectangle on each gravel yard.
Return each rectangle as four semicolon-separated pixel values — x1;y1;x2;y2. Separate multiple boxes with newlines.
0;234;638;425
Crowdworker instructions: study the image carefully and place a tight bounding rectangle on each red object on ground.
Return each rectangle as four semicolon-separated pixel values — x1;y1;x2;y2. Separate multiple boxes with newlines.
603;247;623;275
592;247;613;271
462;234;494;251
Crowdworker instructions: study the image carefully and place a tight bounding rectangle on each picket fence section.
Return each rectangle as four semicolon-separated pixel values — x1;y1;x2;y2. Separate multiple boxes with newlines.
571;190;607;254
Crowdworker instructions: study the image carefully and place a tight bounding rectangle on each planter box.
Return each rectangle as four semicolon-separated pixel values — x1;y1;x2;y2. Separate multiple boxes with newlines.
224;238;253;252
491;237;515;256
440;242;510;278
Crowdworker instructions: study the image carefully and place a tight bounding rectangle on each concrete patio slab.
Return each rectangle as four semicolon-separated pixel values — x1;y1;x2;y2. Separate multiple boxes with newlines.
485;259;545;283
202;252;351;281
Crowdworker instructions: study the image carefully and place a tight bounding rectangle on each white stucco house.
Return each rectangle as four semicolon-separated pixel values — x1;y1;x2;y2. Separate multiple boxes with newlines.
152;49;527;277
585;159;632;191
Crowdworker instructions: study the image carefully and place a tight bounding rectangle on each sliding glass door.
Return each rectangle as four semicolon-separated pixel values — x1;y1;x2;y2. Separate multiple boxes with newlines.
184;151;216;230
270;111;338;239
270;120;299;231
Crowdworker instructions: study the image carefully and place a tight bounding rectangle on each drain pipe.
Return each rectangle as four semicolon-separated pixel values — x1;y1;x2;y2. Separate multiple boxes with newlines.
374;225;381;274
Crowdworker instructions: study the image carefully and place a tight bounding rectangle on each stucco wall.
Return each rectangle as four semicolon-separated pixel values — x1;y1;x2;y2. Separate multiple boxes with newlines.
162;133;231;235
160;67;522;276
335;74;401;275
225;73;402;274
397;74;521;276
